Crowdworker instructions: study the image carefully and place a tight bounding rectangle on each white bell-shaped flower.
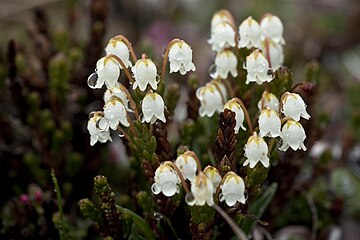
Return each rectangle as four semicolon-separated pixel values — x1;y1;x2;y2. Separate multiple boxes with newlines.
244;50;273;85
91;56;120;89
219;171;246;207
243;132;269;168
238;16;261;49
103;97;129;130
279;120;307;151
223;98;246;134
203;165;222;191
196;80;227;117
281;92;310;121
168;40;196;75
141;92;166;124
105;36;132;68
260;14;285;45
186;172;214;206
258;108;281;138
151;163;180;197
214;49;238;79
104;83;129;110
131;58;158;91
211;10;233;32
175;151;198;182
87;113;112;146
260;40;284;71
257;91;280;112
208;22;236;52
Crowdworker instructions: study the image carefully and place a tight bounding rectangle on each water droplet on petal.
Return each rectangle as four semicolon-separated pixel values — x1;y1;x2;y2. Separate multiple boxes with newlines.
185;192;195;205
155;74;160;83
242;61;247;69
267;69;275;79
87;72;99;89
208;64;217;78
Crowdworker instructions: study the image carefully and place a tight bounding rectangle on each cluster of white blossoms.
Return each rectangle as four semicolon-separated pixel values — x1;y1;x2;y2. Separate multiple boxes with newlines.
240;14;285;72
151;151;247;207
86;36;195;145
243;91;310;168
197;11;310;170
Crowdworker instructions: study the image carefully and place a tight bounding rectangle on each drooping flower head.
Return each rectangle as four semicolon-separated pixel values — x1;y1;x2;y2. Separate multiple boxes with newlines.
203;165;222;190
105;36;132;68
258;91;280;112
196;80;227;117
89;56;120;89
244;49;273;85
214;49;238;79
131;58;158;91
87;112;112;146
238;16;261;49
168;40;196;75
141;92;166;124
243;132;269;168
104;83;129;110
258;108;281;138
210;9;235;31
223;98;246;134
281;92;310;121
279;120;307;152
262;41;284;71
208;22;236;52
151;163;180;197
219;171;246;207
175;151;198;182
186;172;214;206
103;97;129;130
260;14;285;45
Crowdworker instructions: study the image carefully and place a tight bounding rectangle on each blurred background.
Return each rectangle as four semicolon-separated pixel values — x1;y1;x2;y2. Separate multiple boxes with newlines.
1;0;360;239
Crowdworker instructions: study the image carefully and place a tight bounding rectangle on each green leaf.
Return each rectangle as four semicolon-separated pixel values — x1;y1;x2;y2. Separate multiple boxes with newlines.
116;205;155;240
241;182;278;234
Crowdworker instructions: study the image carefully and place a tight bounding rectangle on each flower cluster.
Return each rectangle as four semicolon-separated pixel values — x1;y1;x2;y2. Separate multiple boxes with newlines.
197;11;310;170
151;151;247;207
86;36;195;145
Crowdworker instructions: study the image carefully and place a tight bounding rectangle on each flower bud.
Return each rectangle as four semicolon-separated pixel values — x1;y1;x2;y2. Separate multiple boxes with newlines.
214;49;238;79
279;120;307;151
243;132;269;168
208;22;236;52
196;80;227;117
219;172;246;207
104;83;129;110
281;92;310;121
93;56;120;89
175;151;198;182
203;165;222;191
105;36;132;68
151;163;180;197
260;40;284;71
131;58;158;91
260;14;285;45
223;98;246;134
103;97;129;130
257;91;280;112
87;113;112;146
168;40;196;75
258;108;281;138
238;16;261;49
244;50;273;85
186;172;214;206
141;92;166;124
